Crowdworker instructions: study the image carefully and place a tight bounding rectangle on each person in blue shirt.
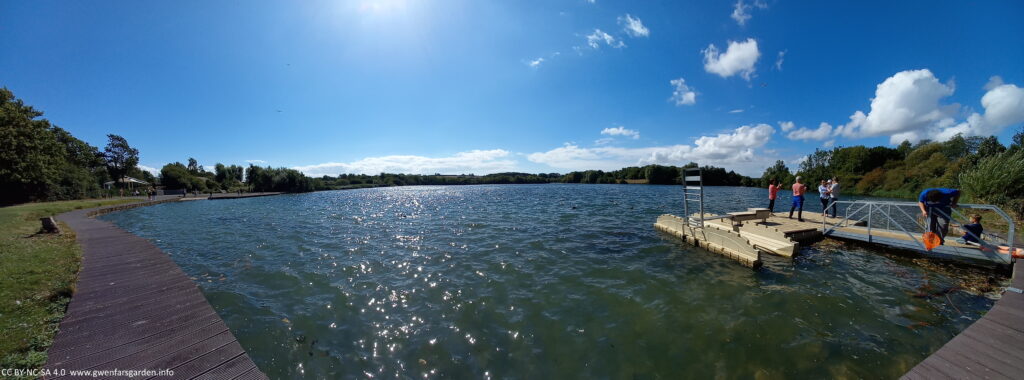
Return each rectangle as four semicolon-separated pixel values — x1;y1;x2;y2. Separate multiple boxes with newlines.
956;214;984;244
918;188;961;245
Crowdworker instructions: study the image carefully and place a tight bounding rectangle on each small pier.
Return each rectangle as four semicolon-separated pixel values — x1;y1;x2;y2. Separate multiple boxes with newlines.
655;210;862;267
655;168;868;268
655;169;1023;378
655;169;1018;269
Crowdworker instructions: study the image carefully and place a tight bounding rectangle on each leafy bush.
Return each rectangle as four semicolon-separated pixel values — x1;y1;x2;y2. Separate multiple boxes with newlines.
959;149;1024;218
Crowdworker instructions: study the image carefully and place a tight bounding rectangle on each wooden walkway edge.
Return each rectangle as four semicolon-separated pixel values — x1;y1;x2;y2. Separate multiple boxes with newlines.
44;200;268;380
903;261;1024;379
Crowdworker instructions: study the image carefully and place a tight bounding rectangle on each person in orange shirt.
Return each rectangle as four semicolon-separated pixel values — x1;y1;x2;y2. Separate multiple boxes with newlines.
789;176;807;222
767;178;784;213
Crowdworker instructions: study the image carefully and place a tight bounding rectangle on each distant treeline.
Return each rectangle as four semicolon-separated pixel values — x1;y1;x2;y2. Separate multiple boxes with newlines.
317;172;559;189
310;166;755;189
559;164;756;186
159;159;318;193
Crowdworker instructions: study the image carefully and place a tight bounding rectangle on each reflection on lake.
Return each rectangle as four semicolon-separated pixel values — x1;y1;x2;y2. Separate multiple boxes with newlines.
102;184;1002;379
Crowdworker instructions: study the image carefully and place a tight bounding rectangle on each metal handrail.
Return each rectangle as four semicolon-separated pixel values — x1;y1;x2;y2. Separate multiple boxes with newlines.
821;200;1018;256
823;201;870;235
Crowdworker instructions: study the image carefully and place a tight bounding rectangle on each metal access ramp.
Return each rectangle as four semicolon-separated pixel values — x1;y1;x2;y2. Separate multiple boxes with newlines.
821;200;1018;267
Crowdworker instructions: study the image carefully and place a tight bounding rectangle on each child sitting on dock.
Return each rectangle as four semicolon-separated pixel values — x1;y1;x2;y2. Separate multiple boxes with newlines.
956;214;984;245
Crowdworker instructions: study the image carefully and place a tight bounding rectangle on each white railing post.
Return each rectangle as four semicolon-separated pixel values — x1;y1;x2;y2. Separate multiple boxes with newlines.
867;204;873;242
886;204;891;231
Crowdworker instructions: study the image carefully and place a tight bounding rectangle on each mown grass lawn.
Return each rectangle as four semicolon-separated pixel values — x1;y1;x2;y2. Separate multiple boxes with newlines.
0;199;136;372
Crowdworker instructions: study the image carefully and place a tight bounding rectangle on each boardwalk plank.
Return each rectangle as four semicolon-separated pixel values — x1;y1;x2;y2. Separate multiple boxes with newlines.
231;366;271;380
162;341;245;379
43;202;266;379
50;318;228;377
904;261;1024;378
49;304;216;358
194;352;258;380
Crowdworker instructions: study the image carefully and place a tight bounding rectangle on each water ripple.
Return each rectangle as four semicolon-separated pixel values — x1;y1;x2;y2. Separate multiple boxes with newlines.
103;184;998;379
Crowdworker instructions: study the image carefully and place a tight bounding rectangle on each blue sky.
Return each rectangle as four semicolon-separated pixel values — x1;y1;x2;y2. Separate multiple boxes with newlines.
2;0;1023;176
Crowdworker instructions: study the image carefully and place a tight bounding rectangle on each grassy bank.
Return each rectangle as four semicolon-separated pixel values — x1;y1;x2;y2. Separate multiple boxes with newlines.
0;199;135;372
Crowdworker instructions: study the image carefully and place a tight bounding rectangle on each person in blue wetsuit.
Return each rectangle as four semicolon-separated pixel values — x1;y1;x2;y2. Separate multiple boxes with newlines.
918;188;961;245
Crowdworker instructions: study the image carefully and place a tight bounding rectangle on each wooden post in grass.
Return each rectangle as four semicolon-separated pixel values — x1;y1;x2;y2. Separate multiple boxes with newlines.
40;217;61;234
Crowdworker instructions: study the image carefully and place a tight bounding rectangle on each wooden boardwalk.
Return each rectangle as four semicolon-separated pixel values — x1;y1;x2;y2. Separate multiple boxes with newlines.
903;261;1024;379
44;201;267;379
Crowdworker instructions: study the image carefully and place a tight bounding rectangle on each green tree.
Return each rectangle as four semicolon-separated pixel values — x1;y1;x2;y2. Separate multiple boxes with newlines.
1008;127;1024;153
103;134;139;185
896;140;913;158
976;136;1006;158
760;160;793;186
214;163;227;183
1;88;111;203
798;148;832;184
187;157;202;174
643;165;680;184
159;162;192;190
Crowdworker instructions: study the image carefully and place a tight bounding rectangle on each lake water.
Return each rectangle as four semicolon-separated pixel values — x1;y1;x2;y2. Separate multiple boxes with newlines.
101;185;1001;379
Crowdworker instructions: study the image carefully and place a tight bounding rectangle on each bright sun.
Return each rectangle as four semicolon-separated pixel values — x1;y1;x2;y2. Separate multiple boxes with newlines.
358;0;410;14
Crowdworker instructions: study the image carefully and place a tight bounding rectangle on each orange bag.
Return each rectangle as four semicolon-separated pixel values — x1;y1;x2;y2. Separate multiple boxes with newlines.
923;231;941;251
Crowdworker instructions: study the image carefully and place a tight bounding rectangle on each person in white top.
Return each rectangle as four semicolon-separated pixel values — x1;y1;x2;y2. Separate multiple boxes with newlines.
828;177;840;218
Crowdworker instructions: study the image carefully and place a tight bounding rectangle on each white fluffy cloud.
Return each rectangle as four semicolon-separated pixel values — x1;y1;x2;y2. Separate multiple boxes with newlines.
691;124;775;160
778;121;795;132
528;124;774;172
245;159;267;164
786;122;833;141
585;29;625;49
138;165;159;176
834;69;1024;144
731;0;767;26
527;57;544;68
979;82;1024;128
669;78;697;106
292;150;517;176
843;69;955;141
619;14;649;38
601;126;640;139
703;38;760;80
